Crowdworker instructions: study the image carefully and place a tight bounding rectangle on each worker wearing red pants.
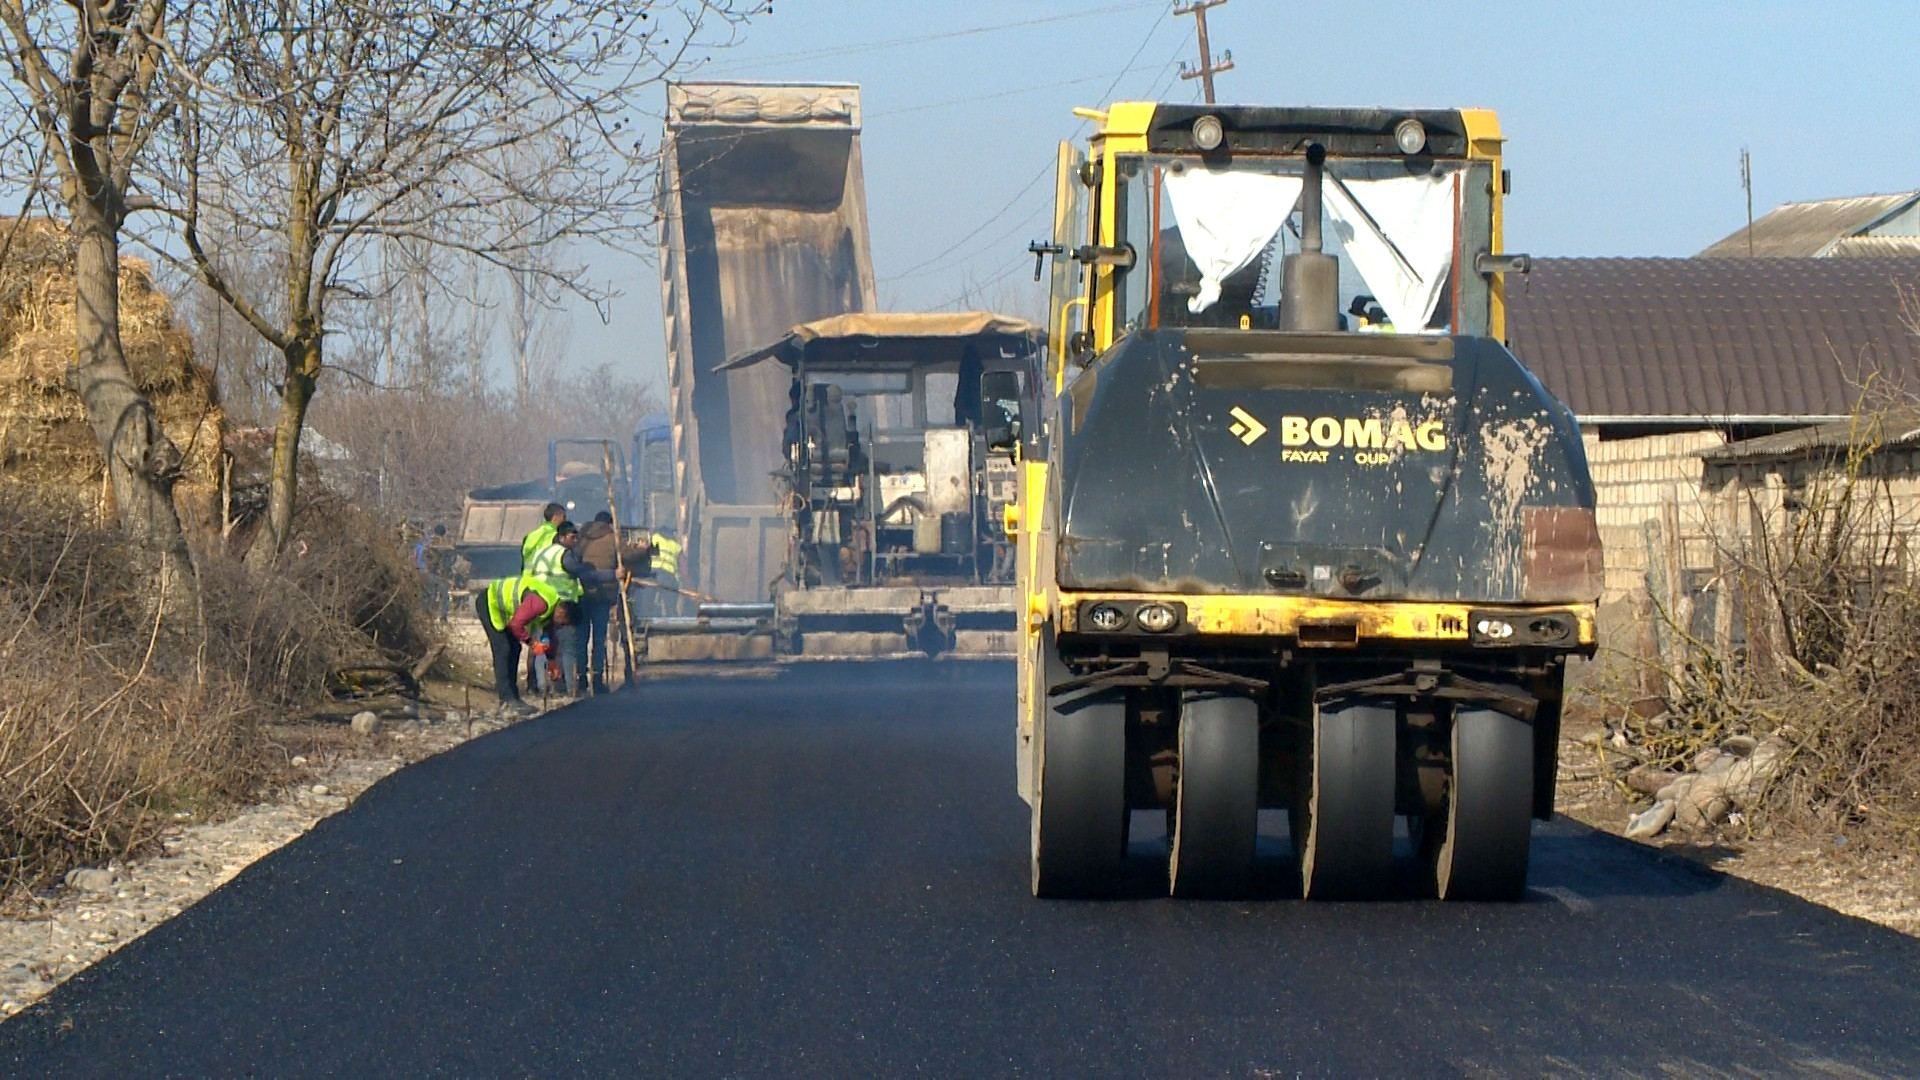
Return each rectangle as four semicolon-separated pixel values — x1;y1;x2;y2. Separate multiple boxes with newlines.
477;573;570;717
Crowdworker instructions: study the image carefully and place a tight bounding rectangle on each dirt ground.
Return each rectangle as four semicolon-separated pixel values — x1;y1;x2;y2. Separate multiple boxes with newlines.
1556;702;1920;938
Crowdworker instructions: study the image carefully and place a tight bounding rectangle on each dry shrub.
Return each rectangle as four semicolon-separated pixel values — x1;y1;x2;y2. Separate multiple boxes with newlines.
0;479;435;895
1615;404;1920;848
284;493;434;662
0;492;261;895
195;492;435;706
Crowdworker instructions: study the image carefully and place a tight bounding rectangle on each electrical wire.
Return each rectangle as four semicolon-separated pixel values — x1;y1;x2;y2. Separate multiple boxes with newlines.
880;5;1174;287
919;8;1181;309
698;1;1163;74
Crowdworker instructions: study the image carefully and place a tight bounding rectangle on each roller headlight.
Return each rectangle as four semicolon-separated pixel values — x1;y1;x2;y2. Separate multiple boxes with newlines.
1394;117;1427;155
1135;603;1179;633
1087;604;1128;632
1191;114;1224;152
1474;617;1514;641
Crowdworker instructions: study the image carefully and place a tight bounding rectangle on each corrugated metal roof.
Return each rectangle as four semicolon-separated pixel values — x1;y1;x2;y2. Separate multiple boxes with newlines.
1700;407;1920;464
1505;258;1920;421
1697;192;1920;257
1831;235;1920;258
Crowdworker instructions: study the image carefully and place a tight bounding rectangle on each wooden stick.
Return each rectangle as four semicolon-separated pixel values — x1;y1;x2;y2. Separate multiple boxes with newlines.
601;443;639;687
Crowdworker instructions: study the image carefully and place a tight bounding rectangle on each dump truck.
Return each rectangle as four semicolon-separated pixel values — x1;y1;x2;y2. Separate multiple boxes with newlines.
455;437;637;584
656;81;877;644
1013;103;1603;900
719;311;1042;657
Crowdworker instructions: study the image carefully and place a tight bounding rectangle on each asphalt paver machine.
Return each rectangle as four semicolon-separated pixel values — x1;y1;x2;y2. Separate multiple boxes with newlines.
721;312;1042;657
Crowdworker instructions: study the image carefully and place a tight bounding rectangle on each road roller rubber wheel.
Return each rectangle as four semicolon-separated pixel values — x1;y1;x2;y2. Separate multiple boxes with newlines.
1432;706;1535;901
1030;632;1127;898
1169;693;1259;898
1292;701;1396;900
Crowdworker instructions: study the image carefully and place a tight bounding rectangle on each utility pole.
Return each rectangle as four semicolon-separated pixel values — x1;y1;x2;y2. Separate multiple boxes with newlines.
1174;0;1233;104
1740;147;1755;257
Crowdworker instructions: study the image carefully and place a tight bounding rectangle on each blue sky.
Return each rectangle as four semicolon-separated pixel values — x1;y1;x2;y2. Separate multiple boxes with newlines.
562;0;1920;392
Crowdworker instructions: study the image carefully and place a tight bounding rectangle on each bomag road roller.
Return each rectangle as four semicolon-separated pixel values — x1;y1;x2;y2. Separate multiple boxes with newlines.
1005;103;1602;900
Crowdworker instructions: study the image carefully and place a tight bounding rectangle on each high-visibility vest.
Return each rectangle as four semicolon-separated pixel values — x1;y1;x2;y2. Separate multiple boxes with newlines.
650;533;681;576
485;574;560;633
527;543;584;602
520;521;558;573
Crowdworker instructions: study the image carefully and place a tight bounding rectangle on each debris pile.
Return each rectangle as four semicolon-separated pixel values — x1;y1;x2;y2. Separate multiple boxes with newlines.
1616;734;1789;839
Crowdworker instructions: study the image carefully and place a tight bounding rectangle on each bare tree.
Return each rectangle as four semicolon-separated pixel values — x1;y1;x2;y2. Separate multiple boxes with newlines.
146;0;759;562
0;0;213;600
505;256;571;409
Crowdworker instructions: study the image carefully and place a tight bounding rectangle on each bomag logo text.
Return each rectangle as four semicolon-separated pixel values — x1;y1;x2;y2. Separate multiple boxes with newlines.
1276;416;1447;466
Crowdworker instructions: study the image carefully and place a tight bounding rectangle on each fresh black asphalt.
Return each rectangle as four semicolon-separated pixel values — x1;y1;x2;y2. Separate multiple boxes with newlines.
4;662;1918;1077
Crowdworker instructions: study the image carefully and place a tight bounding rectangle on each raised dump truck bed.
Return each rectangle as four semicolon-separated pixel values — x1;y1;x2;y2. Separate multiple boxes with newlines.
657;82;877;615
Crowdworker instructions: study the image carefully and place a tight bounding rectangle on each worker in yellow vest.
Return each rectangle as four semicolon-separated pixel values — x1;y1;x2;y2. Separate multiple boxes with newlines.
520;502;567;575
528;520;623;698
476;572;571;717
642;528;683;618
515;503;568;691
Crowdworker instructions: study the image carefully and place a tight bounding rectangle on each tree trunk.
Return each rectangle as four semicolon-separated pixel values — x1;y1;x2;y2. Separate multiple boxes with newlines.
66;208;196;609
250;336;320;565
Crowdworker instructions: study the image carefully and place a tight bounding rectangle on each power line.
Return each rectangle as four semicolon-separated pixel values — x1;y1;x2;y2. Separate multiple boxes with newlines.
927;33;1190;312
1089;2;1176;108
932;249;1035;311
878;54;1183;285
698;1;1162;73
880;6;1174;286
1144;36;1193;101
882;161;1056;284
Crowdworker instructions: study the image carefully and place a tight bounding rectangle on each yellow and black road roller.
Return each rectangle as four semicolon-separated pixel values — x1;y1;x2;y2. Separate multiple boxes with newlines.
1001;102;1602;900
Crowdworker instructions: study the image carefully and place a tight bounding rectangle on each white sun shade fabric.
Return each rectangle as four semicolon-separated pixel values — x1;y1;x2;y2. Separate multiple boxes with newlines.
1325;173;1457;333
1164;169;1303;314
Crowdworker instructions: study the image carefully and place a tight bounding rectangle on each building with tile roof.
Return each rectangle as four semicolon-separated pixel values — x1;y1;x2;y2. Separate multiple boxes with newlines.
1504;256;1920;601
1507;257;1920;426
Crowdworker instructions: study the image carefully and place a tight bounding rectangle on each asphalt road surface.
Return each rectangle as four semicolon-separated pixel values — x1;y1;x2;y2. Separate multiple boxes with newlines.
5;662;1919;1077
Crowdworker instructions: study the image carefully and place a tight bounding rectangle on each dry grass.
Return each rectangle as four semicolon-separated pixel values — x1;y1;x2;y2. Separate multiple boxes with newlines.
0;493;261;894
198;492;436;707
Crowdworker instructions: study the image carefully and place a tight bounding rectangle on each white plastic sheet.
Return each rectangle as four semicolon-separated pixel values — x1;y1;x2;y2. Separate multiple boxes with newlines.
1164;170;1302;314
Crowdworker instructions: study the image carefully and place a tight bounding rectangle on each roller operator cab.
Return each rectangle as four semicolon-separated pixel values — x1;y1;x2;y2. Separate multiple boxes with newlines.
1011;103;1603;900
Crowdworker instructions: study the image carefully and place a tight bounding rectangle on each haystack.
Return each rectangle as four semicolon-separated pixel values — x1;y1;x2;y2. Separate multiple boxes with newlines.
0;219;224;539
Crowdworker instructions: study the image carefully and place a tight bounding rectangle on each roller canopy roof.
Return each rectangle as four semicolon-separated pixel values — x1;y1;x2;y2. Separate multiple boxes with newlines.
719;311;1042;371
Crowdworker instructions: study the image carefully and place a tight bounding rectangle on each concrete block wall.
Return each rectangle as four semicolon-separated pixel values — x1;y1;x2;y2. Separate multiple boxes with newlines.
1580;429;1726;600
1705;444;1920;569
